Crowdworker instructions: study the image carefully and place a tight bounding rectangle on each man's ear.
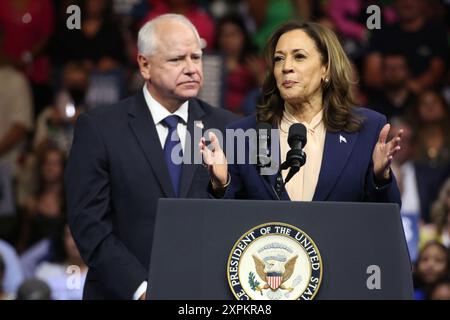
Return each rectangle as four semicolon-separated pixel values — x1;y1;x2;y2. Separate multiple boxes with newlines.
137;54;151;81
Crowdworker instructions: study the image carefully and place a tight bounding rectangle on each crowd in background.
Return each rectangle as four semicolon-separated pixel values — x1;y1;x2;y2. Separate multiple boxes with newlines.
0;0;449;300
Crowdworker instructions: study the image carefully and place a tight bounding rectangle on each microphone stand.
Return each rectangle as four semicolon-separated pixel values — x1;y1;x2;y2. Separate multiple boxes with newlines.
274;148;307;200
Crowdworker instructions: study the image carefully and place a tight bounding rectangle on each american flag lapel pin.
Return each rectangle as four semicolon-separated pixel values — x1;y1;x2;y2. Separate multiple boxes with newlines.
196;121;204;129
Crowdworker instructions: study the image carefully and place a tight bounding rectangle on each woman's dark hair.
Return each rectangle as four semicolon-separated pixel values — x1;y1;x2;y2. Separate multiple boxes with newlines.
213;13;258;64
34;146;67;231
35;145;66;196
257;21;363;132
417;241;450;270
430;177;450;235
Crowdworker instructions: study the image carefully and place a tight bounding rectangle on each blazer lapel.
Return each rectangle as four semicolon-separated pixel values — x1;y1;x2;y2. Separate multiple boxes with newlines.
178;99;206;197
128;92;175;197
313;130;359;201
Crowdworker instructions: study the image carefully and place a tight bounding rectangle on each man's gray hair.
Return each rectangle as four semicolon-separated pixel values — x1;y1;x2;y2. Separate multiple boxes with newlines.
137;14;202;56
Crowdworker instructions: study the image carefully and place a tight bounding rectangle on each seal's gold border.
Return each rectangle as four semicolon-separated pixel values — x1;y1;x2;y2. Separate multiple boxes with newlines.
227;221;323;300
237;233;312;300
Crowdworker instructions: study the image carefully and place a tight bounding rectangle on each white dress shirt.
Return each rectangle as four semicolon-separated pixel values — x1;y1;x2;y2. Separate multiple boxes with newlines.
133;86;190;300
143;85;188;151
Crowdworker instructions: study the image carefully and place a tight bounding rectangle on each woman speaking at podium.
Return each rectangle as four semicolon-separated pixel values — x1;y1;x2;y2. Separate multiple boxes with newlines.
200;21;402;205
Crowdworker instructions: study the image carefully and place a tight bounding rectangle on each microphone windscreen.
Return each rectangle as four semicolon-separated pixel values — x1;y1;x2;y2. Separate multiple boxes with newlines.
288;123;307;147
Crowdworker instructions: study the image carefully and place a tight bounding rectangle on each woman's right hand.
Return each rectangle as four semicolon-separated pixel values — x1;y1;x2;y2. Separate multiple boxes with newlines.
199;131;228;189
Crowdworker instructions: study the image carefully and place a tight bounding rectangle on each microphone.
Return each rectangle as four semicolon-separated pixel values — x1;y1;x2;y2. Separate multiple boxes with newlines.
256;122;272;168
280;123;307;183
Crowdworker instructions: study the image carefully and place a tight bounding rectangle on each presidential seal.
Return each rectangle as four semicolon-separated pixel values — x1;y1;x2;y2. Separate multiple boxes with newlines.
227;222;323;300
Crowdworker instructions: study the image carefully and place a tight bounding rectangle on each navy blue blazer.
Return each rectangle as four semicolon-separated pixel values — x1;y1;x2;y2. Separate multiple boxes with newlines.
222;107;401;205
65;91;237;299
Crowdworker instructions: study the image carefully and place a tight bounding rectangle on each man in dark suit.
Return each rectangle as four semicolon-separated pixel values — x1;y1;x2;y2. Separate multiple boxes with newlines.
65;14;237;299
390;119;448;223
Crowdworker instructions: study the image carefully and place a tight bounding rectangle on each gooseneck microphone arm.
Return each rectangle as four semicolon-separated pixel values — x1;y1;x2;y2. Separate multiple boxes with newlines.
274;123;308;198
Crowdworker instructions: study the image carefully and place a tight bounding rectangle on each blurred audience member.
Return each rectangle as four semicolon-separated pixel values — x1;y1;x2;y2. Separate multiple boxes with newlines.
368;52;416;120
247;0;295;51
0;239;24;297
411;90;450;169
0;0;54;116
391;118;443;223
17;147;66;253
350;64;367;107
421;178;450;248
390;119;421;260
35;225;87;300
33;63;87;155
143;0;216;50
327;0;396;49
16;278;51;300
413;241;450;299
214;14;264;114
326;0;368;60
208;0;247;20
430;280;450;300
424;0;449;25
0;24;34;235
364;0;447;93
52;0;127;72
0;22;34;172
240;87;262;116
